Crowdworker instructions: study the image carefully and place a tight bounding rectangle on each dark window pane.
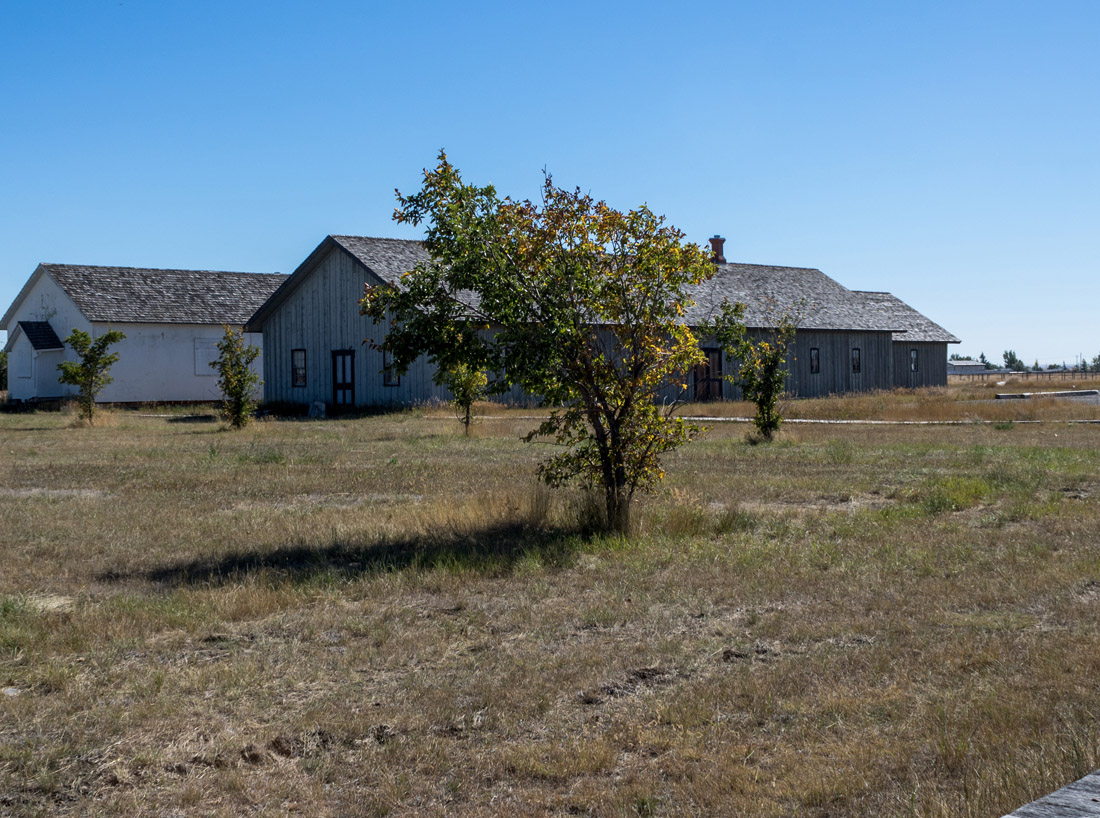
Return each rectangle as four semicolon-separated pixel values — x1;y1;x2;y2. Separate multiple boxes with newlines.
383;349;400;387
292;349;307;387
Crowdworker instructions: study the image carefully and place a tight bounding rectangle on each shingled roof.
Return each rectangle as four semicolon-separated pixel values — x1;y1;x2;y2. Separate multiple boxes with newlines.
247;235;948;337
853;291;959;343
330;236;430;283
685;262;906;332
16;321;64;350
247;236;437;330
35;264;287;325
328;238;899;331
338;239;913;332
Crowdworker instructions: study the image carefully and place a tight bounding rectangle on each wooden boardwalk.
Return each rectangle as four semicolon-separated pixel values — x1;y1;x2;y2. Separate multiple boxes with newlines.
1003;770;1100;817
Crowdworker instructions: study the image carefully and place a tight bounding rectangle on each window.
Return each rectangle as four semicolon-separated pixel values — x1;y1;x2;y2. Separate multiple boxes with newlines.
292;349;307;387
851;348;861;374
383;349;400;387
809;347;820;374
194;338;218;376
910;348;919;372
15;349;31;379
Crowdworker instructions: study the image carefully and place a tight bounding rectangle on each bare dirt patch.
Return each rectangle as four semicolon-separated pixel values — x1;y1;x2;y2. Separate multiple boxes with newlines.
0;487;111;500
24;594;76;613
726;492;896;515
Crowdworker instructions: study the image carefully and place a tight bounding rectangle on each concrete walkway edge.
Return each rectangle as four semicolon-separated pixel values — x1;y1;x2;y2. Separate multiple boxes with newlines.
1001;769;1100;817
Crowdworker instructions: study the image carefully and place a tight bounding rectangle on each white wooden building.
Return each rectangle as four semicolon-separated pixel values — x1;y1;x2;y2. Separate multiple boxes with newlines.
2;263;286;404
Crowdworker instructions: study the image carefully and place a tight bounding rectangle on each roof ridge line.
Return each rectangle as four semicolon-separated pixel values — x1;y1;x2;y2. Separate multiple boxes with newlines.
717;261;824;272
330;235;424;243
41;262;278;276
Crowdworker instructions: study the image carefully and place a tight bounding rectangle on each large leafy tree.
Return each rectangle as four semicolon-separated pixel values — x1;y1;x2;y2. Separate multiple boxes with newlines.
57;328;125;424
361;153;715;534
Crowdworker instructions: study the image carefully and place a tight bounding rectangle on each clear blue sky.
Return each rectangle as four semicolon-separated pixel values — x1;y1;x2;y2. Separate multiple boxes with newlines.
2;1;1097;365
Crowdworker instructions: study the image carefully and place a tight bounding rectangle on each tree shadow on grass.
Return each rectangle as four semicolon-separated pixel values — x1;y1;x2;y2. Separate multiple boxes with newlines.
109;520;592;588
165;414;217;424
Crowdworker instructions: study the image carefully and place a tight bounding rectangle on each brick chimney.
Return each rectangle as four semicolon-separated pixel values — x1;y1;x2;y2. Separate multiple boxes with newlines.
709;235;726;264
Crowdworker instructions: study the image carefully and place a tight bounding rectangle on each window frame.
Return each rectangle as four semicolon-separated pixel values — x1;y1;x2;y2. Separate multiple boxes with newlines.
15;351;31;380
910;348;919;373
291;348;307;388
194;337;219;376
851;347;861;374
809;347;820;375
383;349;400;387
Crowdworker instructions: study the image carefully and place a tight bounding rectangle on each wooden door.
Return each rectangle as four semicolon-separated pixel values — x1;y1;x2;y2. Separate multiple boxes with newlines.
332;350;354;407
693;349;723;401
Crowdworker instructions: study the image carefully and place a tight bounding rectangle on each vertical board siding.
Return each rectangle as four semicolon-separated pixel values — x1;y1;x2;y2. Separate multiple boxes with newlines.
892;342;948;389
656;328;896;404
262;247;452;408
262;255;917;409
786;329;893;398
922;343;948;387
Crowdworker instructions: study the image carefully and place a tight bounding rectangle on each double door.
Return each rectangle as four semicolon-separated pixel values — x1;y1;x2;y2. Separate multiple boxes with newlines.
332;350;354;407
693;348;723;401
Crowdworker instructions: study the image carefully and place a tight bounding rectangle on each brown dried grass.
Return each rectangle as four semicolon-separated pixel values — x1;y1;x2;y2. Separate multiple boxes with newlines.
1;402;1099;816
680;380;1100;424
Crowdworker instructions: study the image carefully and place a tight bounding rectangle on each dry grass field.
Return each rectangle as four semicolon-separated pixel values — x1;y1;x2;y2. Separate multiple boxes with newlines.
695;377;1100;423
2;388;1100;816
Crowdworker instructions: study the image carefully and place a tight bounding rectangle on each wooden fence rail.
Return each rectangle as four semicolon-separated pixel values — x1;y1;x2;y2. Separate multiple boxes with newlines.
950;370;1094;382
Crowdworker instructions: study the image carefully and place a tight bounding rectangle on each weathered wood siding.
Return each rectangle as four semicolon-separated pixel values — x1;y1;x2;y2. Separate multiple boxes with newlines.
787;329;894;398
668;329;895;402
892;341;948;389
262;252;899;409
262;246;449;407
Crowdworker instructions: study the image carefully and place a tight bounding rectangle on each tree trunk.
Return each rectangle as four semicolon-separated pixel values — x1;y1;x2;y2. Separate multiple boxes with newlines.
593;417;635;535
603;483;632;535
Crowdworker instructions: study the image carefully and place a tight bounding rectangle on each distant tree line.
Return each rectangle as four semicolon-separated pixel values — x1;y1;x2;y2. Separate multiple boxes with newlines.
950;351;996;370
950;350;1100;373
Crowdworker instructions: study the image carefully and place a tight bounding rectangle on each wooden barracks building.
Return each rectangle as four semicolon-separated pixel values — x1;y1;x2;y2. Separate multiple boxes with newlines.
245;234;958;409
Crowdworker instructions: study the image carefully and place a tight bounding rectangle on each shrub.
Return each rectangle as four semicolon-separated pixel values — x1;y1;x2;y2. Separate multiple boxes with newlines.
57;329;125;425
437;362;488;436
211;325;261;429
